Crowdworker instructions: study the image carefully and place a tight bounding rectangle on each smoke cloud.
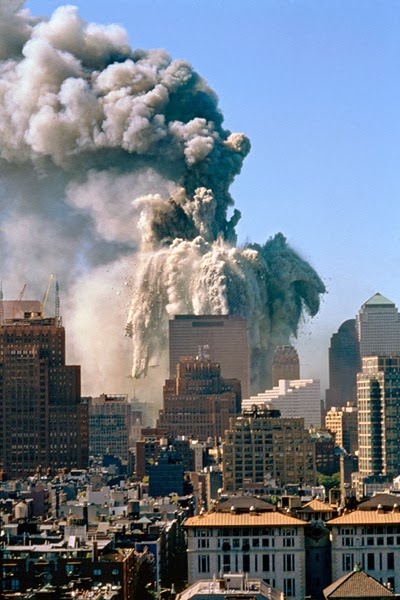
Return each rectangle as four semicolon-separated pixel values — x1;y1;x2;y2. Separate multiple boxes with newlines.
0;3;324;396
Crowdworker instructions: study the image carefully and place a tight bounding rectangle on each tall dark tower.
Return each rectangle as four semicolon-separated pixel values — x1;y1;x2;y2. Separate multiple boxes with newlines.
0;305;88;478
271;345;300;387
325;319;361;410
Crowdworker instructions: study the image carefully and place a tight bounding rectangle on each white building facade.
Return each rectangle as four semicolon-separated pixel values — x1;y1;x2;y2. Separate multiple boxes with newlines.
242;379;321;428
185;509;306;600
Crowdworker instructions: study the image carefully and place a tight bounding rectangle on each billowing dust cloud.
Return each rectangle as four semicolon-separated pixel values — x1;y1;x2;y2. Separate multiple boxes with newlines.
0;3;325;397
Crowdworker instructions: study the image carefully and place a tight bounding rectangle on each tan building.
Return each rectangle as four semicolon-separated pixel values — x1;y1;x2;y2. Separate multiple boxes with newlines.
222;406;316;492
169;315;250;399
325;403;358;454
185;497;307;600
157;356;241;441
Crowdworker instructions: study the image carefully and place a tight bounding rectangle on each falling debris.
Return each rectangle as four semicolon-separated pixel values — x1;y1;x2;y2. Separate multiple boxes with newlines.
0;3;324;393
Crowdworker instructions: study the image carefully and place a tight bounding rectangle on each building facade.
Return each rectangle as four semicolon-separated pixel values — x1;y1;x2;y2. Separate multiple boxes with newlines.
328;507;400;591
325;403;358;455
157;356;241;441
242;378;322;428
185;501;307;600
272;345;300;387
0;311;88;477
357;293;400;357
169;315;250;399
89;394;141;461
357;356;400;479
326;319;361;409
222;406;316;492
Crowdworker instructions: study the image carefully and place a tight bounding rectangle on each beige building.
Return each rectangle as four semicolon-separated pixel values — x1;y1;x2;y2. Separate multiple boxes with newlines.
325;403;358;454
222;406;316;492
328;505;400;591
169;315;250;399
185;498;306;600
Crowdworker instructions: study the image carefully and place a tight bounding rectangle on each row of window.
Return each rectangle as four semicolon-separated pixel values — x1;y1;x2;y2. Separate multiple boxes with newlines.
198;552;295;574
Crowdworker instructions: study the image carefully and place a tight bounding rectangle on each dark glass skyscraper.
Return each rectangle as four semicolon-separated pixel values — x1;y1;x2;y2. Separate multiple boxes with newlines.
326;319;361;409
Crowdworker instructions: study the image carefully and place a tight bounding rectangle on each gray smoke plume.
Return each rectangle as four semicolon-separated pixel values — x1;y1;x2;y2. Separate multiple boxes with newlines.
0;3;324;395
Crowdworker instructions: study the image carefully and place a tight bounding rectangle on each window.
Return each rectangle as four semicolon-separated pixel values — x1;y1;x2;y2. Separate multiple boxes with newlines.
284;578;296;597
342;554;354;571
263;554;275;572
283;554;295;572
198;539;209;549
387;552;394;571
367;554;375;570
223;554;231;573
283;538;295;547
243;555;250;572
198;555;210;573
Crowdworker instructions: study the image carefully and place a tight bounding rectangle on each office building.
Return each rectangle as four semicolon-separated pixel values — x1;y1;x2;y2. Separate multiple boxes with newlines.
169;315;250;398
0;307;88;478
357;293;400;357
272;345;300;386
223;406;316;492
89;394;141;461
242;378;322;428
357;356;400;479
325;403;358;454
326;319;361;409
157;356;241;441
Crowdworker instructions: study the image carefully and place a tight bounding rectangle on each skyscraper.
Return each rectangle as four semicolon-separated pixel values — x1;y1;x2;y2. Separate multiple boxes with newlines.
357;356;400;478
0;307;88;478
157;355;241;441
326;319;361;409
357;293;400;357
272;345;300;386
169;315;250;398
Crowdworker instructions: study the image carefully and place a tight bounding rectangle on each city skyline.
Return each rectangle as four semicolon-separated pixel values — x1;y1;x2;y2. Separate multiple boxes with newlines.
11;1;400;395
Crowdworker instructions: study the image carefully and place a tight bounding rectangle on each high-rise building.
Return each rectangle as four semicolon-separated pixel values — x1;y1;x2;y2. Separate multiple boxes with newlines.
272;345;300;386
242;379;322;428
169;315;250;399
326;319;361;409
357;293;400;357
0;307;88;478
157;355;241;441
325;403;358;454
357;356;400;479
89;394;142;461
223;406;316;492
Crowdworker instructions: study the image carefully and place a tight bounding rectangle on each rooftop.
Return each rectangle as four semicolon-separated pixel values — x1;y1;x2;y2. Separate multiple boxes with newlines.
324;569;394;599
185;510;305;528
362;293;395;308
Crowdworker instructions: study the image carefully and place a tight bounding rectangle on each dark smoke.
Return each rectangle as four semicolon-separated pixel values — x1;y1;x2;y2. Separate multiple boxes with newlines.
0;3;324;395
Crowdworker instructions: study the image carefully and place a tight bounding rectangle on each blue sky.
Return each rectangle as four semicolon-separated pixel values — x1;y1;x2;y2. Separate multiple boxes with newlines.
25;0;400;390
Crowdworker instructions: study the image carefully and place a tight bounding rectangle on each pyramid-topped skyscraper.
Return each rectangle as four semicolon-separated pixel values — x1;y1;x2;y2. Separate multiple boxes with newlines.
356;292;400;356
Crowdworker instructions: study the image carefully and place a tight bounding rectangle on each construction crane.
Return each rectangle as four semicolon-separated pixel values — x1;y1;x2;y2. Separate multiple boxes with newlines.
12;283;27;318
42;274;54;316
